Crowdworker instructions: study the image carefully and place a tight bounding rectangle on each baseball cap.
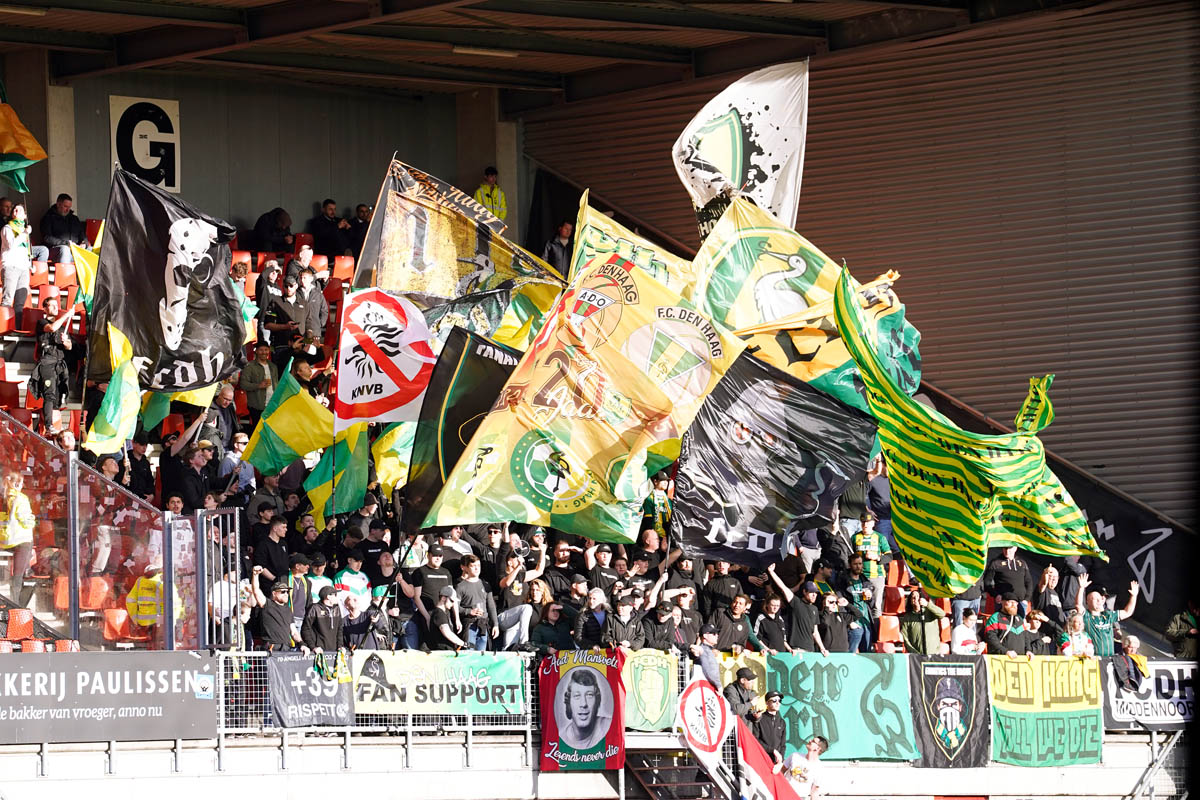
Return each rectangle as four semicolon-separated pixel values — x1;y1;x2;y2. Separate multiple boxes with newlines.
765;690;783;701
309;553;326;566
700;623;718;636
428;545;445;558
595;543;612;553
802;581;819;594
272;580;291;592
196;439;215;450
284;275;298;287
570;574;588;585
633;552;650;562
655;601;673;615
368;519;389;531
439;586;457;600
616;594;635;606
1001;591;1019;602
736;667;756;681
288;553;310;567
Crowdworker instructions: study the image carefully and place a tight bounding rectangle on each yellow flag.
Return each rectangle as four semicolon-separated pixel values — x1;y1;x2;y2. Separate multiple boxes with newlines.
572;192;698;294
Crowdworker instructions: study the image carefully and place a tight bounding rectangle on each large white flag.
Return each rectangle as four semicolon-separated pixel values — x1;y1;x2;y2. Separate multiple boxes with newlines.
672;61;809;239
333;288;437;432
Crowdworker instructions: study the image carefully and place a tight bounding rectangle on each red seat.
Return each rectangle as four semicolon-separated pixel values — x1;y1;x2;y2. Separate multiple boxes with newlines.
0;307;14;335
53;577;70;612
940;615;952;643
293;233;313;253
882;586;907;615
0;641;12;653
874;641;898;653
886;559;910;587
20;640;45;653
162;413;185;439
332;255;354;282
230;233;239;250
102;608;152;646
877;614;903;643
29;262;50;288
0;380;20;409
309;253;329;277
25;390;42;411
53;261;77;288
233;388;250;420
983;594;996;616
231;250;252;268
8;408;34;428
55;639;80;652
85;218;103;246
243;271;258;299
3;608;35;641
81;575;113;611
20;307;44;336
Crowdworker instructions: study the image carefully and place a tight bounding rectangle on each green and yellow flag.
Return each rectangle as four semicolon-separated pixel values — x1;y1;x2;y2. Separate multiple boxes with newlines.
82;324;140;455
141;383;221;432
425;278;561;355
735;270;921;413
372;420;417;498
0;93;48;193
424;252;744;542
304;422;369;530
571;192;697;294
244;365;334;476
831;268;1105;596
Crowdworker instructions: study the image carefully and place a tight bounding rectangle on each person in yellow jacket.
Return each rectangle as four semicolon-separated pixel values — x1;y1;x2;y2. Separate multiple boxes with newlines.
472;166;507;221
0;470;35;601
126;561;183;631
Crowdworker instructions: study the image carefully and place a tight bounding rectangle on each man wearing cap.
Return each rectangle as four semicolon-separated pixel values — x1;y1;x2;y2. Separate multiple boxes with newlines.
264;272;309;344
623;552;657;596
301;585;344;653
334;549;371;615
585;542;620;595
702;560;742;618
179;445;219;514
307;553;334;602
723;667;761;725
255;578;297;651
218;431;255;508
1075;574;1138;657
413;545;454;635
603;593;646;650
755;691;788;766
120;433;156;502
345;493;380;540
983;593;1028;657
984;545;1035;615
562;574;590;619
642;600;679;652
463;523;506;588
768;566;826;654
429;585;467;651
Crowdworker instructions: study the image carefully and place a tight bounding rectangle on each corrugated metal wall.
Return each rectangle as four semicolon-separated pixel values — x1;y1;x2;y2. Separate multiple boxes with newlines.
522;0;1199;527
71;72;457;230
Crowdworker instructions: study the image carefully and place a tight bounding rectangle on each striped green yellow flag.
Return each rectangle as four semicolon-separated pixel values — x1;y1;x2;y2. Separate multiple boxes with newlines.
141;383;221;431
372;420;416;498
304;422;369;530
831;268;1106;596
244;365;334;476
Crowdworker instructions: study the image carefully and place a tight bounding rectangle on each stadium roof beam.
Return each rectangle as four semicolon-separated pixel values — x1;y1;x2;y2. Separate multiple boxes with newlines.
0;26;112;54
49;0;479;81
466;0;828;39
329;24;694;66
194;51;564;93
0;0;243;27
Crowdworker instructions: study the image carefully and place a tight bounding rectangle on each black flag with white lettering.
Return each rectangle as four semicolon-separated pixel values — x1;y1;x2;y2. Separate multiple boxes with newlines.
909;655;990;768
674;350;875;568
404;327;522;533
88;168;245;390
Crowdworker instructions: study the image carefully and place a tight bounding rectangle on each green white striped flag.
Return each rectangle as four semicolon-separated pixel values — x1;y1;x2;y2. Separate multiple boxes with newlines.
831;268;1106;597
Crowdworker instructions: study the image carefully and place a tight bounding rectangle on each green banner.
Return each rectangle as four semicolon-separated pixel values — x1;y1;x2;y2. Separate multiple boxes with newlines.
351;651;526;715
718;652;918;761
621;649;678;731
987;655;1102;766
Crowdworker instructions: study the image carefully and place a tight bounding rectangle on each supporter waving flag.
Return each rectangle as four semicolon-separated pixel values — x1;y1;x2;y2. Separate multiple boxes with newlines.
87;168;246;392
424;252;743;544
831;267;1106;596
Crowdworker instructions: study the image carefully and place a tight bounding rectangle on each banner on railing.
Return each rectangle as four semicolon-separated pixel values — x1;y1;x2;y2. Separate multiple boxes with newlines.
908;655;990;768
352;650;526;715
540;650;626;771
0;651;216;744
676;675;735;781
622;649;678;732
267;652;353;728
1102;657;1195;731
718;652;919;761
987;655;1102;766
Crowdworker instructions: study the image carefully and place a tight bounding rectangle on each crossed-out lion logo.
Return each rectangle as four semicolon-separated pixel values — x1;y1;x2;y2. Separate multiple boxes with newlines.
344;302;408;381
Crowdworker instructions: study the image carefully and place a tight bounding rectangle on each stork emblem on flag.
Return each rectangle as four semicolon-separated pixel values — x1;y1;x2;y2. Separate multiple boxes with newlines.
334;288;437;432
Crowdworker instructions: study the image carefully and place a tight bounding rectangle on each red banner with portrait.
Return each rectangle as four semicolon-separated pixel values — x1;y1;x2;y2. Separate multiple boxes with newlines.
540;649;626;771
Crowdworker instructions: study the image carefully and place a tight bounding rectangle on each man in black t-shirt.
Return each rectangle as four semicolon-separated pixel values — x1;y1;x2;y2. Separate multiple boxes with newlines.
586;543;620;596
359;520;391;585
543;540;576;601
703;560;741;617
427;586;466;651
768;566;823;653
496;548;544;650
413;546;453;632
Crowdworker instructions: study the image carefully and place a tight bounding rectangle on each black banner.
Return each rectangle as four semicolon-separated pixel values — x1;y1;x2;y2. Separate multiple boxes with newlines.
1102;657;1195;731
0;651;217;744
674;351;876;567
266;652;353;727
404;327;521;533
88;168;245;390
908;655;990;768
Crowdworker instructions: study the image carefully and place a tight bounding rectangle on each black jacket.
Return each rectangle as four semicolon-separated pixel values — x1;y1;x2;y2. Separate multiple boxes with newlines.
254;208;292;252
309;213;348;259
39;206;85;248
723;681;757;722
754;711;787;762
603;612;646;649
344;606;391;651
712;608;755;652
301;601;344;651
178;466;209;514
642;612;678;652
984;556;1035;601
572;608;607;649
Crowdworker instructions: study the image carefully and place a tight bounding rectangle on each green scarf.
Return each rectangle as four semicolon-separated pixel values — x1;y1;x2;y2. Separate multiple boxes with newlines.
5;218;29;254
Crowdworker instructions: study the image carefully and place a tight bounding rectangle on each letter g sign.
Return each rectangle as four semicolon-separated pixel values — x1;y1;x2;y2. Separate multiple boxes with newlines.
110;96;181;192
